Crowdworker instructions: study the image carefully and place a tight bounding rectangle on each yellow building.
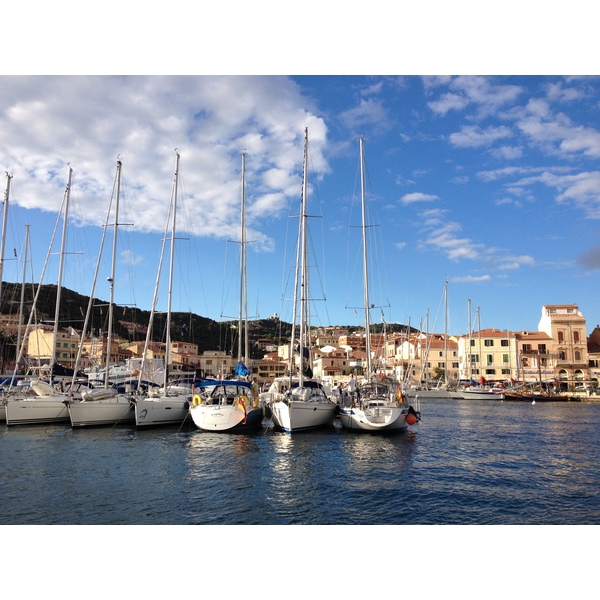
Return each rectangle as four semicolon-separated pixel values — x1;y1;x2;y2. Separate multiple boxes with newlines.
26;326;79;367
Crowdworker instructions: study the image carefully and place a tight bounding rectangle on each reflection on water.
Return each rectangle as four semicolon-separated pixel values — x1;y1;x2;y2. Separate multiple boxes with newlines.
2;401;600;525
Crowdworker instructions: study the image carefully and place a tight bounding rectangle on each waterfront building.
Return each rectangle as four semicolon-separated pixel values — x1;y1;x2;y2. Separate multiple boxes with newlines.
513;330;555;384
256;351;287;386
398;333;459;386
458;328;518;383
538;304;589;387
26;325;79;369
586;326;600;387
312;345;354;384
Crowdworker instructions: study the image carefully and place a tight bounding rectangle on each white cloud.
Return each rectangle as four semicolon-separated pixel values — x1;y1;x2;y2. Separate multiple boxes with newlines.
490;145;523;160
339;98;389;133
450;274;491;283
449;125;513;148
426;75;523;117
516;98;600;158
0;75;329;246
400;192;439;204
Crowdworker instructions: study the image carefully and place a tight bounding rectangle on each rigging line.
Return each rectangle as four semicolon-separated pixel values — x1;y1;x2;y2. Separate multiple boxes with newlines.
344;149;362;312
306;133;329;319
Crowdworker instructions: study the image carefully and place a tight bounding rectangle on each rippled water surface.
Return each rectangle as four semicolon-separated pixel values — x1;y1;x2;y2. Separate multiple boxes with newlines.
2;399;599;525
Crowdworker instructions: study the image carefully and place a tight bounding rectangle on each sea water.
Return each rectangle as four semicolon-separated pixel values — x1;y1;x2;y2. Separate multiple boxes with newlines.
1;398;599;526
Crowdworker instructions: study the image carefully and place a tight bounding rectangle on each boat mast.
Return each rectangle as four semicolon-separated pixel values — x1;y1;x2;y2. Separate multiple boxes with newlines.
477;306;482;381
467;297;472;381
138;158;174;389
443;278;448;387
15;224;30;370
104;159;121;387
51;166;72;381
359;136;372;381
70;159;123;391
164;150;180;387
298;128;310;386
238;151;249;364
0;172;12;306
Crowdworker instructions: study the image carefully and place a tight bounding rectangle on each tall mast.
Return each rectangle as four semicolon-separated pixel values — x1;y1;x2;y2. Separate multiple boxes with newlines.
360;136;371;380
467;297;472;381
104;159;121;386
164;150;180;387
298;128;309;386
443;278;448;386
477;306;482;380
238;151;248;364
16;224;30;368
51;165;72;379
0;172;12;306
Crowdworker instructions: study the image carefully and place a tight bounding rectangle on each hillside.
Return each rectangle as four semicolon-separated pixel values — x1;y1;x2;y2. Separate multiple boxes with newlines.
0;282;417;361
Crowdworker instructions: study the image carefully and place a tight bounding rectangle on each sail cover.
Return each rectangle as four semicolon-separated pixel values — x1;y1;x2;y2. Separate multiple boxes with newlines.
234;361;250;378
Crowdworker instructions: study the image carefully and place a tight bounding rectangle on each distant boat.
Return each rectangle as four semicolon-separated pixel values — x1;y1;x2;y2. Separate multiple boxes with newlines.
189;152;263;432
338;136;420;432
503;390;574;402
458;386;505;400
260;129;337;433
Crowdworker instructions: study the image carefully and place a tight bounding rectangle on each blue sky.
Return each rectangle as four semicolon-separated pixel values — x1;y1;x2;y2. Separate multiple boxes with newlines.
2;8;599;338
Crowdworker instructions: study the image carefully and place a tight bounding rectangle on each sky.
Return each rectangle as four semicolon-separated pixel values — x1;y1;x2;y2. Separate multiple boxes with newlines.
2;6;599;343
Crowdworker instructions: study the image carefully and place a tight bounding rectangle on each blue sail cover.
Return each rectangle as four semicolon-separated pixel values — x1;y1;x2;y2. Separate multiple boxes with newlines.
234;361;250;378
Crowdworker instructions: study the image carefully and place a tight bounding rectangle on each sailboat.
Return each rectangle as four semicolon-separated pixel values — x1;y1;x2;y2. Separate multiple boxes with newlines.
261;128;337;433
67;159;136;427
190;151;264;432
135;150;197;428
5;166;96;426
339;136;421;432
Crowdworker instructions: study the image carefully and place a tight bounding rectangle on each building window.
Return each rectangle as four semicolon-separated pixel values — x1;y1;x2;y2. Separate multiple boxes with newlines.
575;351;581;361
558;331;564;342
501;339;509;347
574;331;580;342
487;354;493;365
559;351;566;361
484;339;494;347
538;344;547;353
503;354;509;363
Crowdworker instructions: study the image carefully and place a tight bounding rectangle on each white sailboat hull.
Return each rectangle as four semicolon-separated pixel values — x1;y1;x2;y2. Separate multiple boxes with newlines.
68;397;135;427
5;396;71;426
405;388;456;399
339;405;408;432
458;390;504;400
271;400;336;433
135;396;191;427
190;403;263;432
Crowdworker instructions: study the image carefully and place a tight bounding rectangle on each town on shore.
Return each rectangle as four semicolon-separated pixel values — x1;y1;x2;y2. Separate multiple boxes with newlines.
2;296;598;396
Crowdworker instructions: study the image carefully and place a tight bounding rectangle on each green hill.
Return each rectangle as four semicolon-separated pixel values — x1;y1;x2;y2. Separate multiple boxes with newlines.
0;281;417;365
